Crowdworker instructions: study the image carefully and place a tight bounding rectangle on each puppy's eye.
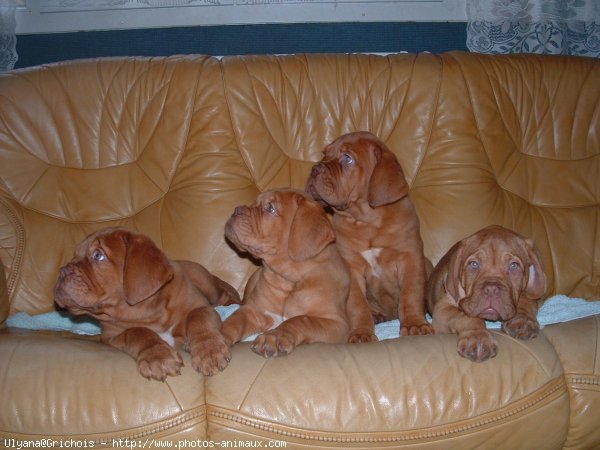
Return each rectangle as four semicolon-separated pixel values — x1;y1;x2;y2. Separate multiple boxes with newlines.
508;261;521;271
92;249;107;262
468;260;480;270
340;153;355;166
265;203;277;215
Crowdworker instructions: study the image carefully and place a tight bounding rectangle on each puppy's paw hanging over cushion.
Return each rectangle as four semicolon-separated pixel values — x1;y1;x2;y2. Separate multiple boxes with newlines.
457;329;498;362
137;344;184;382
502;314;540;340
348;329;378;343
191;339;231;376
251;330;296;358
400;321;434;337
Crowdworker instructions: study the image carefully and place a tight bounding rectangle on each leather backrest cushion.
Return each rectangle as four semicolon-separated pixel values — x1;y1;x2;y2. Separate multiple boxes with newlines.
0;52;598;315
417;52;599;298
0;55;255;314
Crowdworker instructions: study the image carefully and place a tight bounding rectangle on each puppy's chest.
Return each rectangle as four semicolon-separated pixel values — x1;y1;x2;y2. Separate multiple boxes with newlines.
264;310;288;330
360;248;385;278
157;325;177;347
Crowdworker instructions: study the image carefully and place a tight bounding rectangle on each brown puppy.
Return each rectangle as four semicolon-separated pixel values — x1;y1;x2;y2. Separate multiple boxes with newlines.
426;225;547;362
222;188;352;357
306;131;433;341
54;227;240;381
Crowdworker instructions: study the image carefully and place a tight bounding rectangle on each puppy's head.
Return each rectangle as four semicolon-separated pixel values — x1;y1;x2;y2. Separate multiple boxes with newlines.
444;225;547;322
54;228;174;319
306;131;409;211
225;189;335;264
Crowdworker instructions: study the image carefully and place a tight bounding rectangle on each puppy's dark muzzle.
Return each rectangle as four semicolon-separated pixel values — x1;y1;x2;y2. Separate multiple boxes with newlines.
481;279;506;299
233;205;248;216
225;205;251;245
58;263;75;281
306;163;328;200
54;262;93;309
54;267;71;308
309;163;326;179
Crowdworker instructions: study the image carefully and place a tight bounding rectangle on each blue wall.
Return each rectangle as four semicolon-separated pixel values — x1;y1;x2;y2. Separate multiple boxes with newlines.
15;22;467;68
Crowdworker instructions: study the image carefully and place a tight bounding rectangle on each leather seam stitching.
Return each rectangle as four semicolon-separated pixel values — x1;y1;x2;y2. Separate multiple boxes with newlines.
97;408;205;444
0;197;24;302
0;407;207;443
565;374;600;386
206;377;566;443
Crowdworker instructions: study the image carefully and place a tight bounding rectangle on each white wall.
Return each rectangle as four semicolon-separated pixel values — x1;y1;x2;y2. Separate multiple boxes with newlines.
16;0;467;34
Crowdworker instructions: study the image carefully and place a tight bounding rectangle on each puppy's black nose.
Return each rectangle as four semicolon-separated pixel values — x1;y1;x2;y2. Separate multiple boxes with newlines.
310;164;325;177
483;281;503;297
59;264;74;280
233;206;247;216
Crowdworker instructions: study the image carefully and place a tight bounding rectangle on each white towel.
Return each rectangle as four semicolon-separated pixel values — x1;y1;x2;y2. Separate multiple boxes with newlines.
6;295;600;341
6;311;101;335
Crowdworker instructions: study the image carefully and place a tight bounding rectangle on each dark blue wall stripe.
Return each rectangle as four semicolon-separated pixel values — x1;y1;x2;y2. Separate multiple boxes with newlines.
15;22;467;68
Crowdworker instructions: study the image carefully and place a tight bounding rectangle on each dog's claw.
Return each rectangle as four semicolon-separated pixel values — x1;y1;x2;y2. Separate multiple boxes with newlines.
137;344;184;381
502;314;539;340
252;331;296;358
400;322;435;337
189;338;232;376
348;332;378;343
457;329;498;362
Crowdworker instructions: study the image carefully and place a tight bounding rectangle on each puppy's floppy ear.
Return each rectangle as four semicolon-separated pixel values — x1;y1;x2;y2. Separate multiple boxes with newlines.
122;232;174;305
288;198;335;262
367;140;410;208
524;238;547;300
443;240;468;301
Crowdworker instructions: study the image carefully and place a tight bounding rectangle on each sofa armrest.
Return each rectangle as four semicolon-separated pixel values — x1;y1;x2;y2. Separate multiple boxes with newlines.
544;316;600;449
0;258;8;324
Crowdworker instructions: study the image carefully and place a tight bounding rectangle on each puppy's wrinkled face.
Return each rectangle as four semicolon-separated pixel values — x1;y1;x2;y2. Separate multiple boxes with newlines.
453;227;545;322
54;228;173;319
225;191;292;259
307;133;373;210
225;189;334;263
54;229;129;317
458;245;525;321
306;131;408;210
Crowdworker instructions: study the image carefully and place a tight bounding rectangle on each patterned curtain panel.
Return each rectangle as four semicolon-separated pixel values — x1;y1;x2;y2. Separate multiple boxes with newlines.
467;0;600;58
0;0;17;71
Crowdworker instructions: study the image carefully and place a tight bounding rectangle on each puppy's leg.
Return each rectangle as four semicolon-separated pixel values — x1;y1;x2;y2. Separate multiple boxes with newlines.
220;306;272;347
252;316;349;358
398;255;434;336
181;261;241;306
502;297;540;339
433;300;498;362
185;306;231;376
107;327;184;381
346;276;377;343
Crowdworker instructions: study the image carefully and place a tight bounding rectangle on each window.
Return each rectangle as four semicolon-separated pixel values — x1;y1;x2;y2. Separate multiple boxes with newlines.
16;0;466;34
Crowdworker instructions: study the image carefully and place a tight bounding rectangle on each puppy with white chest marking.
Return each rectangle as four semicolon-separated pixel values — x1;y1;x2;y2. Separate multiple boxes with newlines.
54;227;240;381
426;225;547;362
306;131;433;342
222;188;353;357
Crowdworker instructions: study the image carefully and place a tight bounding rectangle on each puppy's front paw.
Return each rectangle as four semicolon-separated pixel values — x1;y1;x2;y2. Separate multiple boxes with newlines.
190;339;231;376
348;329;378;343
401;321;434;336
252;331;296;358
457;329;498;362
137;344;184;381
502;314;539;340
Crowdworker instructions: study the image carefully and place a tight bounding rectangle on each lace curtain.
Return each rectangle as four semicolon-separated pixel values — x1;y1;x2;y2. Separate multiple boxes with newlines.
467;0;600;57
0;0;17;71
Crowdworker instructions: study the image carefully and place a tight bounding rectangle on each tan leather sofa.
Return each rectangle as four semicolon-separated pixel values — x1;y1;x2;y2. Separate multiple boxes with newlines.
1;52;599;449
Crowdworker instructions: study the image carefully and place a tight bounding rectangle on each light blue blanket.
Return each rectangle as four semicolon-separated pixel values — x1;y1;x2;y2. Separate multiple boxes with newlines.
6;295;600;341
